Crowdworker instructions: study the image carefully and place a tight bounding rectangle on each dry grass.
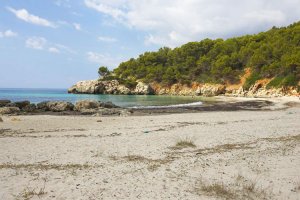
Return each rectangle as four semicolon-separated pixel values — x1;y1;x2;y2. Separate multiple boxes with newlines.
197;182;235;199
171;138;196;150
195;177;271;200
17;179;47;200
0;163;93;171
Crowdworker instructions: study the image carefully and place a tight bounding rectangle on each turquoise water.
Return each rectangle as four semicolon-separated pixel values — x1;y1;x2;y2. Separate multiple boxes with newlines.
0;88;206;108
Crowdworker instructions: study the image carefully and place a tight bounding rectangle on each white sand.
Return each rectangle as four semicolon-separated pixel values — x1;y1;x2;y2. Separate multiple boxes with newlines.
0;100;300;199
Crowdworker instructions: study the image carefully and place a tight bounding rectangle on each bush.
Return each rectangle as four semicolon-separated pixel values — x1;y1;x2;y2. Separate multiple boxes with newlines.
267;76;284;88
243;72;261;90
267;74;297;88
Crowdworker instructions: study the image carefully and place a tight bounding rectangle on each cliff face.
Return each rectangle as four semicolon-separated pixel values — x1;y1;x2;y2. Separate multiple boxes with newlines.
68;79;299;97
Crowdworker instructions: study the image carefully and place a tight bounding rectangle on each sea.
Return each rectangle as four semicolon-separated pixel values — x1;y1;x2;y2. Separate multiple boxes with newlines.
0;88;207;108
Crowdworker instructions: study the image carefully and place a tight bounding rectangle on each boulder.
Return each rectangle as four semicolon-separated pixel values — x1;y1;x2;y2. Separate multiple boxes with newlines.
74;100;101;111
15;101;30;109
134;82;154;95
22;104;37;112
99;101;119;108
5;103;17;107
46;101;74;112
0;107;20;114
0;100;11;107
37;101;50;110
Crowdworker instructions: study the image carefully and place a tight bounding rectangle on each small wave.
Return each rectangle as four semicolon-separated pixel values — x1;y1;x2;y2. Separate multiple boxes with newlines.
130;101;203;109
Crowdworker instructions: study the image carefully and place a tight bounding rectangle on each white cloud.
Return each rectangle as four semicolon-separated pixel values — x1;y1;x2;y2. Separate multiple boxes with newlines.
73;23;81;31
48;47;60;53
54;44;77;54
84;0;300;47
86;51;123;68
7;7;56;28
26;37;47;50
25;37;74;55
98;36;117;42
0;30;18;38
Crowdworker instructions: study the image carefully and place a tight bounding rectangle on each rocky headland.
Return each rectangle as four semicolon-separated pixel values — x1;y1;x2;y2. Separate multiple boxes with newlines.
68;79;299;98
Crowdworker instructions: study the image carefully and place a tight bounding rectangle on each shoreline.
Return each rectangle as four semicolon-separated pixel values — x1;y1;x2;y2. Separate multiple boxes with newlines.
0;96;299;116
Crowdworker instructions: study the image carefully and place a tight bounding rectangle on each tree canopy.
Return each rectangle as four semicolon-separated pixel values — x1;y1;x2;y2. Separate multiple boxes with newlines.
110;22;300;88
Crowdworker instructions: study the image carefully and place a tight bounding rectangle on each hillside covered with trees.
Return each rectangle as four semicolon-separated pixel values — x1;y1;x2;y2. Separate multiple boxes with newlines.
102;22;300;90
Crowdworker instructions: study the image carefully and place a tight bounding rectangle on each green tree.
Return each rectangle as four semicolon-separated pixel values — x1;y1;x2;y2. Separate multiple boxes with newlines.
98;66;110;78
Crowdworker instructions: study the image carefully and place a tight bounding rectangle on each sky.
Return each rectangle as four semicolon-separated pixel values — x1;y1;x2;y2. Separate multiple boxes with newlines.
0;0;300;88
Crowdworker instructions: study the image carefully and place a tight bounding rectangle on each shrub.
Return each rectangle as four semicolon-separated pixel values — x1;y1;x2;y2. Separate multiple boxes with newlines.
243;72;261;90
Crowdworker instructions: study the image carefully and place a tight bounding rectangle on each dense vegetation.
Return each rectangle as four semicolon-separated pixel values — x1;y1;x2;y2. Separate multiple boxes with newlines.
103;22;300;89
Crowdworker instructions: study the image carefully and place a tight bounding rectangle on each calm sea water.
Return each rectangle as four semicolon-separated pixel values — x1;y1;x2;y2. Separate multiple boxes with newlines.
0;88;207;108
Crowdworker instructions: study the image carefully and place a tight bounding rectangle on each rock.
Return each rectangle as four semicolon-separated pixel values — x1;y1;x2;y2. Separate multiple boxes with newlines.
200;84;226;97
68;79;130;94
99;101;119;108
0;107;20;114
46;101;74;112
74;100;101;111
0;100;11;107
15;101;30;109
5;103;17;107
117;85;131;95
0;116;3;122
37;101;50;110
134;82;154;95
103;80;119;94
22;104;37;112
68;80;102;94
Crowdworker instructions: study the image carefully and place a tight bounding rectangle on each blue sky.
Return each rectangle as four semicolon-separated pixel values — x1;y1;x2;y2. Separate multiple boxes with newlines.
1;0;300;88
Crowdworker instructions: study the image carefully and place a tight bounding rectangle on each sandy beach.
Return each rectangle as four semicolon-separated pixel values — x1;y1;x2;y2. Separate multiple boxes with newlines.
0;98;300;200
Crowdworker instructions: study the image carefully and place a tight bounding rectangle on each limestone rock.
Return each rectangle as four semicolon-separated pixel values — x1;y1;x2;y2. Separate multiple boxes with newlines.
46;101;74;112
200;84;226;97
15;101;30;109
134;82;154;95
0;100;11;107
74;100;100;111
68;80;104;94
22;104;37;112
0;107;20;114
37;101;50;110
100;101;119;108
117;85;131;95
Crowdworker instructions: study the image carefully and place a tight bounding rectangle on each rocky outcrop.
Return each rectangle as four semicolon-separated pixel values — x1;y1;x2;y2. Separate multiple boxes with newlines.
68;79;155;95
198;84;226;97
68;80;133;95
134;82;154;95
0;107;20;114
46;101;74;112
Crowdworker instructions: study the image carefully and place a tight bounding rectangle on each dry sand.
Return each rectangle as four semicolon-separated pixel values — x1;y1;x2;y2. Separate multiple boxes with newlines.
0;98;300;199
